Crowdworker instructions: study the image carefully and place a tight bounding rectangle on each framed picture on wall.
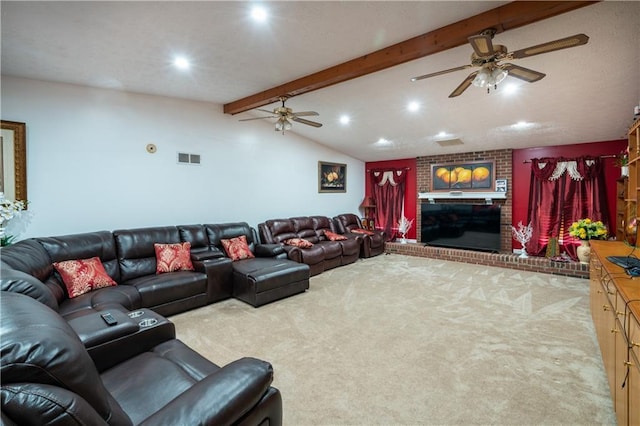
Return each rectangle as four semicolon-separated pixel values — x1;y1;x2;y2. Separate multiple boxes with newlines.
318;161;346;193
430;160;495;191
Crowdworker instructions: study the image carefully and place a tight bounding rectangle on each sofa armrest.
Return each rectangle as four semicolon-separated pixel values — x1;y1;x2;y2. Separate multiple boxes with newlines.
139;357;277;426
190;248;225;261
193;257;234;303
254;243;285;258
68;310;139;347
0;267;59;311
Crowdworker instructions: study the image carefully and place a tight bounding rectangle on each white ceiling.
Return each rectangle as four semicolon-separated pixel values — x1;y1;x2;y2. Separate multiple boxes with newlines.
2;1;639;162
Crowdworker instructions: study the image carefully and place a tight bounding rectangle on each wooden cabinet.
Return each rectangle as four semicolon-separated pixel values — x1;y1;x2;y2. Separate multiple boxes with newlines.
617;177;628;241
629;310;640;425
590;241;640;425
627;118;640;229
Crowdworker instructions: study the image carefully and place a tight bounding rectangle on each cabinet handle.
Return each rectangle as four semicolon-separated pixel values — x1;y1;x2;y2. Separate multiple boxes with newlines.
632;341;640;348
603;305;610;311
611;328;619;334
597;290;604;294
616;310;626;317
624;361;635;367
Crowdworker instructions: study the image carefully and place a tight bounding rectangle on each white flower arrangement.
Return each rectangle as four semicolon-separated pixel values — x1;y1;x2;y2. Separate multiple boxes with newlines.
0;192;28;246
397;216;414;243
511;221;533;258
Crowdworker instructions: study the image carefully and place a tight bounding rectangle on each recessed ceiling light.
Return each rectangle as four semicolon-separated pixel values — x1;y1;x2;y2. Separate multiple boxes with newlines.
376;138;392;145
250;5;268;22
503;83;518;95
437;131;448;138
512;121;532;129
339;115;351;125
407;101;420;112
173;56;190;70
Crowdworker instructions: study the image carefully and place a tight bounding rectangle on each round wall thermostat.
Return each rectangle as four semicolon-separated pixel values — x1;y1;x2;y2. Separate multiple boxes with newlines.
146;144;157;153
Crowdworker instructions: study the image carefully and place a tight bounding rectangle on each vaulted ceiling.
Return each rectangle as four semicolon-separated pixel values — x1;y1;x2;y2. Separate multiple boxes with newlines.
2;1;638;161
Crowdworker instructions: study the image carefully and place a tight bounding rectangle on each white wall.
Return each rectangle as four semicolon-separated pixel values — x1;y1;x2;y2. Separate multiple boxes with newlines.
1;76;364;238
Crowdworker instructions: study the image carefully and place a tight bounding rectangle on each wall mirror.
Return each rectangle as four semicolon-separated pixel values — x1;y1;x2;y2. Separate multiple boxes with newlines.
0;120;27;204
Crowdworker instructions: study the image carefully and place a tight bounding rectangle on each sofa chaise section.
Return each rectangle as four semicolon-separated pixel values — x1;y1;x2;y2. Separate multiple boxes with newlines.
204;222;310;307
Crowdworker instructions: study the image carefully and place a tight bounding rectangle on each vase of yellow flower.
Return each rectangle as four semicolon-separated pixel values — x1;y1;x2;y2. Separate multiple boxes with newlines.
568;218;608;264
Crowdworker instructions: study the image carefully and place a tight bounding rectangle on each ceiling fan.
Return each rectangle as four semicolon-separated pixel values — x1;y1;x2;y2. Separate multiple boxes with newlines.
239;96;322;133
411;29;589;98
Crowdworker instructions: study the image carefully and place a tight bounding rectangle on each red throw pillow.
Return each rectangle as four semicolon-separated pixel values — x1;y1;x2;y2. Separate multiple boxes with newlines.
154;242;195;274
284;238;314;248
53;257;117;299
324;230;347;241
221;235;255;261
351;228;375;235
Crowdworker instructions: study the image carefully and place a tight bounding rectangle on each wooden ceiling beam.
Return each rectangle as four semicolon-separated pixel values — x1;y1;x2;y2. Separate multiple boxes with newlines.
223;1;598;115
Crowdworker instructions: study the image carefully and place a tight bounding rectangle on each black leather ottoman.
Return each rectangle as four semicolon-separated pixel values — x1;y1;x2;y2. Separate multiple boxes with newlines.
232;258;310;307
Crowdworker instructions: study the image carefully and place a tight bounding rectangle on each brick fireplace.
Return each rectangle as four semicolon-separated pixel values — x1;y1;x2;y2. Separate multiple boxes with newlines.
416;148;513;252
380;148;589;278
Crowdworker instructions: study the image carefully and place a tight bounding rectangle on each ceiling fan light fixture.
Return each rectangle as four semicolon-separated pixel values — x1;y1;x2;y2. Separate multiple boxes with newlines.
472;68;490;87
491;67;508;85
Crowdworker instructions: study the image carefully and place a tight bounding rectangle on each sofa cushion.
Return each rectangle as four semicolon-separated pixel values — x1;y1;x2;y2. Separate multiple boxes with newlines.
53;257;118;299
125;271;207;308
284;238;313;248
114;226;181;282
154;242;195;274
221;235;255;261
38;231;120;283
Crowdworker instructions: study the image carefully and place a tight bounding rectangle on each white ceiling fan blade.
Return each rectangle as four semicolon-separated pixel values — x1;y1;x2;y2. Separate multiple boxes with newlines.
448;71;478;98
291;116;323;128
239;115;276;121
509;34;589;59
501;63;545;82
411;65;472;82
292;111;319;117
468;33;495;57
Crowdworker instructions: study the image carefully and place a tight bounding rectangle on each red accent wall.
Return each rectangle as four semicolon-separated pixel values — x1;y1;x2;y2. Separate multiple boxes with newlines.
512;139;627;248
367;140;626;249
364;158;417;239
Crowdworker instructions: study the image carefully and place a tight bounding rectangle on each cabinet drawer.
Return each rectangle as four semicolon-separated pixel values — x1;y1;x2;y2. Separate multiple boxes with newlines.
631;311;640;360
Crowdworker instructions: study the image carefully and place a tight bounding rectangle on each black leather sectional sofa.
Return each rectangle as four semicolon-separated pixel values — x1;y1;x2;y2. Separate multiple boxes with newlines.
0;215;385;424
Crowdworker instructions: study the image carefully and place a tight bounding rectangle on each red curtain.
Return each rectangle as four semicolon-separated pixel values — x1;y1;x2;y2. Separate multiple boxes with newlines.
371;169;407;241
527;156;610;259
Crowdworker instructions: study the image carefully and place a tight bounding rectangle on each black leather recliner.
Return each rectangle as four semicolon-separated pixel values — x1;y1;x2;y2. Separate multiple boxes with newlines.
0;291;283;425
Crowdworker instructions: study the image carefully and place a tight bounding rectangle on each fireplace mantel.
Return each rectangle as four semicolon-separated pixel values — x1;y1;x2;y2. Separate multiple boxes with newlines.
418;191;507;204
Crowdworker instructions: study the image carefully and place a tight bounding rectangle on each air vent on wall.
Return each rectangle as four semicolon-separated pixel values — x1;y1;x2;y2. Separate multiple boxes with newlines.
177;152;201;165
436;138;464;147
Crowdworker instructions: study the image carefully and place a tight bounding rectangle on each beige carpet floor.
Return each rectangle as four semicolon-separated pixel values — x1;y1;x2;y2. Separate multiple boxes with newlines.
171;254;616;425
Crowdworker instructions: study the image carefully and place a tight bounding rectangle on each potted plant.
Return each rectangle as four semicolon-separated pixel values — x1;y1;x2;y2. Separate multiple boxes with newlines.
568;218;608;264
616;148;629;176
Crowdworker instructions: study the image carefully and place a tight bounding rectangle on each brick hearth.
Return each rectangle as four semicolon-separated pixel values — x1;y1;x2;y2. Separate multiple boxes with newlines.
384;242;589;279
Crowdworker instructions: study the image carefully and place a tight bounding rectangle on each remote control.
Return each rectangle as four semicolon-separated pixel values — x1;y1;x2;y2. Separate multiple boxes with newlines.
101;312;118;326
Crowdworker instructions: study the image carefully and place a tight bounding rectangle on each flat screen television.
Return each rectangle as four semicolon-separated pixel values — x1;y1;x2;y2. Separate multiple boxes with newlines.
421;203;501;252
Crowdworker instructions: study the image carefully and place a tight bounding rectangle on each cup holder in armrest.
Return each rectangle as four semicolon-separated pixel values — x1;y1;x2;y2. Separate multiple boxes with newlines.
139;318;158;327
128;310;145;318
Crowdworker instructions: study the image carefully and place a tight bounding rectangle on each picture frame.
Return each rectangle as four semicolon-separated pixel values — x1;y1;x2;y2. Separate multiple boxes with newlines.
318;161;346;193
430;160;494;192
0;120;27;205
495;178;507;192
